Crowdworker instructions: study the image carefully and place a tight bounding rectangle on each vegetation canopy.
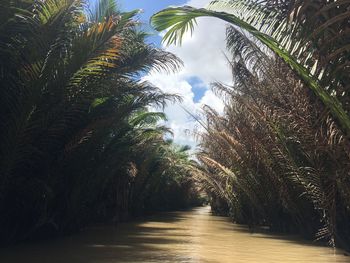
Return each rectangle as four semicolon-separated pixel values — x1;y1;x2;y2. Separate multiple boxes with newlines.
1;0;350;254
152;0;350;249
0;0;201;244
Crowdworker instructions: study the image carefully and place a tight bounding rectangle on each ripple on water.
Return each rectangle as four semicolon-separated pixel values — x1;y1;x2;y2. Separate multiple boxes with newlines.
0;206;349;263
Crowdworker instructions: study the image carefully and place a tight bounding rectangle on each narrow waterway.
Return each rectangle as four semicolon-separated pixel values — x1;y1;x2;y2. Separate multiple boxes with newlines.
0;206;348;263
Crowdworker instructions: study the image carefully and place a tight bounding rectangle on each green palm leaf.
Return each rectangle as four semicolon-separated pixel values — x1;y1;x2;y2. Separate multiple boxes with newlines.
151;5;350;136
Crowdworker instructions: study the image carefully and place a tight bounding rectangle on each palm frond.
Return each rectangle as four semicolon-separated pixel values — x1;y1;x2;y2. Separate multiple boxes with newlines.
151;3;350;136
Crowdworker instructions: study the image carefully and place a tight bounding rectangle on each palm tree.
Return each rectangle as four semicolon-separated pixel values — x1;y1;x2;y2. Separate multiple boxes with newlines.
0;0;193;244
151;0;350;136
194;29;350;247
131;137;198;214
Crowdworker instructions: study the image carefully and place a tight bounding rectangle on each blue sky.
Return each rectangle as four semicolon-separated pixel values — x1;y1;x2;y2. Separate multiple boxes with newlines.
114;1;232;149
119;0;186;46
120;0;186;17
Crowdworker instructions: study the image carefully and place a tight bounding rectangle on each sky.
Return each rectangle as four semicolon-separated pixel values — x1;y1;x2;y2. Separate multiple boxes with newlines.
119;0;232;150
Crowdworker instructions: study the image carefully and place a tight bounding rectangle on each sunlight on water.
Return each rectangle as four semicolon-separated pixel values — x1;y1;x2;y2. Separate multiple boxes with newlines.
0;207;348;263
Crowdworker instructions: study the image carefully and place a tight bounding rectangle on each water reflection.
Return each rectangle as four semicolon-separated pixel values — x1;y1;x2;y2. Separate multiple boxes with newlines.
0;207;348;262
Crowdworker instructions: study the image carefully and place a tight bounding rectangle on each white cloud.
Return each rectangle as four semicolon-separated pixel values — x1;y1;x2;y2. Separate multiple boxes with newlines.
187;0;214;8
145;0;232;151
163;17;232;85
199;90;225;113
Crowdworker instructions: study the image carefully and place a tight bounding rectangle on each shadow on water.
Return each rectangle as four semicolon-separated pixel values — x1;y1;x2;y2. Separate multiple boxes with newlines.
0;211;192;263
0;207;348;263
217;223;344;250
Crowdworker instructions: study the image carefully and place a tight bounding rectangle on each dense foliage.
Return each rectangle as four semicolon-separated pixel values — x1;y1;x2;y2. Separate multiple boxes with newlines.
0;0;200;245
153;0;350;249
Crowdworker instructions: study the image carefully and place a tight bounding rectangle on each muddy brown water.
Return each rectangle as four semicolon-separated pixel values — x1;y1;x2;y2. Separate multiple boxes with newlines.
0;206;349;262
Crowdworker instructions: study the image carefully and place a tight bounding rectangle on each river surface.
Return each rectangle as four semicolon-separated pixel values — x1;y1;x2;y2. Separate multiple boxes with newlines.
0;206;349;263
